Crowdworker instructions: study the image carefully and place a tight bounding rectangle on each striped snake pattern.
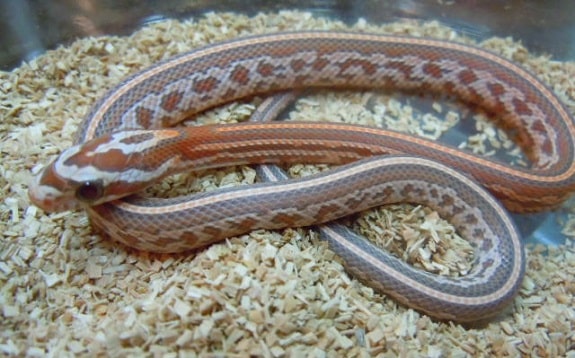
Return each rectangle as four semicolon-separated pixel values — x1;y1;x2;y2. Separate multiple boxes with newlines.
29;32;575;321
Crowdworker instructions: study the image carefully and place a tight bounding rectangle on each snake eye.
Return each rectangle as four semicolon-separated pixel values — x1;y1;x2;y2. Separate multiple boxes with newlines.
75;180;104;203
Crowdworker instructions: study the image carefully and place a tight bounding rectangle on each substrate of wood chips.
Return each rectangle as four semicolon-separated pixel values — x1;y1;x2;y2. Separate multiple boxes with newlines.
1;11;575;357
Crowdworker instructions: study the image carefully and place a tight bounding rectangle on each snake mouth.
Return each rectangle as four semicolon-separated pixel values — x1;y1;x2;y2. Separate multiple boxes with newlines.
28;159;83;212
28;183;78;213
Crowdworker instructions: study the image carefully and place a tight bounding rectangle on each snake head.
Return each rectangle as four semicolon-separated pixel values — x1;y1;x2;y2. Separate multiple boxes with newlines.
28;130;182;212
28;147;101;212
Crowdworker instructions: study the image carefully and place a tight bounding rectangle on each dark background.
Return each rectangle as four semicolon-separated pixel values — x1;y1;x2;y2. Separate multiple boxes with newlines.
2;0;575;70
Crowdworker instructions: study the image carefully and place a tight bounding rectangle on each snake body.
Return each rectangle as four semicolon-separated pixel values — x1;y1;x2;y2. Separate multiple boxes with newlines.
29;31;575;322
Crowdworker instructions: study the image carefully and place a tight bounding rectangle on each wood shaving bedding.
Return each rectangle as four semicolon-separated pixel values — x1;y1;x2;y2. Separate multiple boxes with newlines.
1;10;574;357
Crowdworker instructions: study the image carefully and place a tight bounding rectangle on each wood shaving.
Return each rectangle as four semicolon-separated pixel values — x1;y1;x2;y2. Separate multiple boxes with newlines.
1;10;574;357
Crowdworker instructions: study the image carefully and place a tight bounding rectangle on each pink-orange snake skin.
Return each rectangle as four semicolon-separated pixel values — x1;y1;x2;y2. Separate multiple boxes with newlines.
29;31;575;322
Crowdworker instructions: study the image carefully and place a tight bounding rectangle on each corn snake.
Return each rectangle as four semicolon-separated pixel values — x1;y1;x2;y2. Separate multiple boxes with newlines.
28;31;575;321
